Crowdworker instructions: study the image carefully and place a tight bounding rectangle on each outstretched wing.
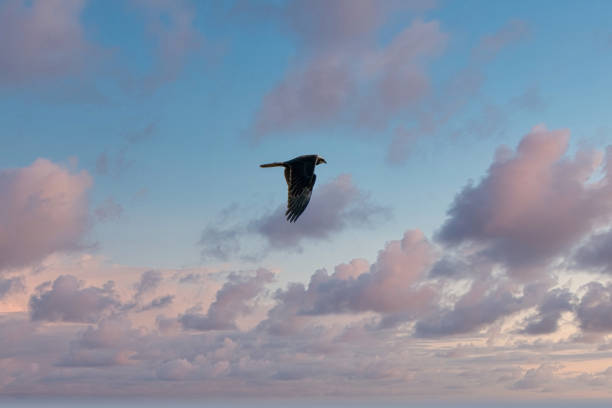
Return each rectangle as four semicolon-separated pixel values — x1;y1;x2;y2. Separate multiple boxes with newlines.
285;159;316;222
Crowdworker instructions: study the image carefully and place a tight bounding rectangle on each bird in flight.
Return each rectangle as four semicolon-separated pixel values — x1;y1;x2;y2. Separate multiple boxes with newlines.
260;154;327;222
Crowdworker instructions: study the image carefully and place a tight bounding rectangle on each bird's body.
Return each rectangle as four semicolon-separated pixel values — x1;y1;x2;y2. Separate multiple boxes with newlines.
260;154;327;222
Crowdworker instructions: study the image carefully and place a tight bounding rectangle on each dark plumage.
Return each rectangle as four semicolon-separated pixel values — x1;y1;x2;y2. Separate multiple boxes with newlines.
260;154;327;222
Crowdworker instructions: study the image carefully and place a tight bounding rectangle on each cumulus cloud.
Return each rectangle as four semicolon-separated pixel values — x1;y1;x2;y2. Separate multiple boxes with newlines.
180;269;274;331
57;319;141;367
258;230;435;334
78;319;137;349
437;125;612;275
573;228;612;274
7;123;612;396
157;358;194;381
511;364;558;391
575;282;612;333
29;275;119;323
0;159;92;271
519;288;575;335
414;279;544;337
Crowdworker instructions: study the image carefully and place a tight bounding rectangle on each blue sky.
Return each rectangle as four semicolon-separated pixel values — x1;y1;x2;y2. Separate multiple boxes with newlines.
3;0;612;401
3;0;611;276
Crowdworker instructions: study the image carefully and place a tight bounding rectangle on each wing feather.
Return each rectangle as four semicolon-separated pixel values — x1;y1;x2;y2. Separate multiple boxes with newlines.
285;158;317;222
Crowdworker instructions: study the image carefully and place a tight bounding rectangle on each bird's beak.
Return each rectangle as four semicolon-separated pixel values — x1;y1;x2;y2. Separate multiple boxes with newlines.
320;158;327;164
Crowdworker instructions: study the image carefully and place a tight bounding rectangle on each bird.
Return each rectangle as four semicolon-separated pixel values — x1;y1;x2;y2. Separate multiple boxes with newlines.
260;154;327;222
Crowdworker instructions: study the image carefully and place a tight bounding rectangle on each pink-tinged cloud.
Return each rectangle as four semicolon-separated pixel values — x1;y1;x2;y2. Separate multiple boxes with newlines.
283;0;436;48
258;230;435;335
365;19;446;113
253;54;354;135
0;159;92;271
57;318;140;368
252;15;446;137
437;125;612;273
180;269;274;331
29;275;119;323
332;258;370;280
157;358;194;381
287;0;396;48
0;0;98;84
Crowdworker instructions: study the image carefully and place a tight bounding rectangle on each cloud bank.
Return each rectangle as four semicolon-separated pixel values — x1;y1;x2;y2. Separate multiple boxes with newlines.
4;128;612;398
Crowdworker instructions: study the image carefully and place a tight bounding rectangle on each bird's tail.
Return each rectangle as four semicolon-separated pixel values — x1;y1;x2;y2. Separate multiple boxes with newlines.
260;162;285;168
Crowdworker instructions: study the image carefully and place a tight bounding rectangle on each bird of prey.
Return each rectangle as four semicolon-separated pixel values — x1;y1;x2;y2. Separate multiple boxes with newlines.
260;154;327;222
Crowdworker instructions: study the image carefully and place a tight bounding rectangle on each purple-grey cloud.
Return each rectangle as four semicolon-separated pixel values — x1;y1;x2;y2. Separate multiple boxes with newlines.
258;230;435;335
414;280;548;337
436;125;612;275
139;294;174;312
576;282;612;333
511;364;557;391
251;174;391;249
57;319;141;368
134;270;163;299
199;174;390;260
573;229;612;274
29;275;119;323
519;288;575;335
0;276;25;299
180;269;274;331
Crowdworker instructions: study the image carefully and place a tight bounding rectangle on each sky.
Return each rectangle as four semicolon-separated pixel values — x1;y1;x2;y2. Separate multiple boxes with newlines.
3;0;612;403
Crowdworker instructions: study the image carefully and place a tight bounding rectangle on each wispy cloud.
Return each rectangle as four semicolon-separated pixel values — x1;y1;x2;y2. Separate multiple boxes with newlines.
199;174;390;261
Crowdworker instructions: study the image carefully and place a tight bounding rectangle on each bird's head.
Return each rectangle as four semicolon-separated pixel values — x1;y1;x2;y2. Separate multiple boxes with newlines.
316;156;327;165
